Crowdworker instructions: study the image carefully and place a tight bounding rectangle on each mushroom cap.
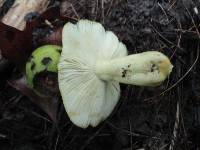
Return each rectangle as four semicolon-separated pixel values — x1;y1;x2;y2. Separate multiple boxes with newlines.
58;20;127;128
26;45;62;88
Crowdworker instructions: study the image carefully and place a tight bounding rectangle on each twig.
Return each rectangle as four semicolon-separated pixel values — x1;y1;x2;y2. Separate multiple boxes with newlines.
106;121;149;138
170;21;182;59
70;3;80;20
106;0;112;16
183;2;200;38
80;125;105;150
1;0;49;30
150;24;174;45
160;44;199;95
144;43;199;102
168;0;177;11
158;2;169;23
169;101;180;150
54;134;59;150
129;119;133;150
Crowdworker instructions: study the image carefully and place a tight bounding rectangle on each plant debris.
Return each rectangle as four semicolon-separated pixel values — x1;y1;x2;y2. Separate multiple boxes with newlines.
8;75;59;122
0;6;67;66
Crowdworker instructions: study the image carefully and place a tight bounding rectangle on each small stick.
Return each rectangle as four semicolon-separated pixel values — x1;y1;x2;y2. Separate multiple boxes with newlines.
169;101;180;150
1;0;49;30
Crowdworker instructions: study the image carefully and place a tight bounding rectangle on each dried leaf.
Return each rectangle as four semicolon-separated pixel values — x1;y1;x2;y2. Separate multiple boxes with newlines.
8;76;59;122
60;1;80;20
40;27;63;46
0;0;4;8
1;0;50;31
0;6;68;66
0;22;32;65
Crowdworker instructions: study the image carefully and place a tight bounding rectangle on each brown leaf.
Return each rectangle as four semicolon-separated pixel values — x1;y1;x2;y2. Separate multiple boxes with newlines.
0;6;68;66
8;76;59;122
0;0;4;8
0;22;32;65
1;0;50;31
40;27;63;46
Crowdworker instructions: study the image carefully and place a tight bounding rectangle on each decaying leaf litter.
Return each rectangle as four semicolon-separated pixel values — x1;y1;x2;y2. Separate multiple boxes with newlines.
0;0;200;149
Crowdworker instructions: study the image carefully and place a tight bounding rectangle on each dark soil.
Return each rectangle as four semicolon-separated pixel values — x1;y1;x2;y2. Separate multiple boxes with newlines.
1;0;200;150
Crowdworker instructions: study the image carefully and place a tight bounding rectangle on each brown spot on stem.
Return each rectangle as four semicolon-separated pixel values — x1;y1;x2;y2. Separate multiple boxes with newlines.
122;68;128;78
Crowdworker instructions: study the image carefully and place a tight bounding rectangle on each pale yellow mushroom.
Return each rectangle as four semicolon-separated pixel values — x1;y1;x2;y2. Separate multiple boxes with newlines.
58;20;173;128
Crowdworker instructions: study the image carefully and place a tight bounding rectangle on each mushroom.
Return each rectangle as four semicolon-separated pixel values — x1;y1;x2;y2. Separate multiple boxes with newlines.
26;45;61;96
58;20;173;128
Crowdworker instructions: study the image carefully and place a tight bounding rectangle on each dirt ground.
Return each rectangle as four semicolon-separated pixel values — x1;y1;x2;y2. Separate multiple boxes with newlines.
0;0;200;150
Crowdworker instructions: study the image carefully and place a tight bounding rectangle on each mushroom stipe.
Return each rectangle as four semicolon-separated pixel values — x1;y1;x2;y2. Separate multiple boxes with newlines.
58;20;173;128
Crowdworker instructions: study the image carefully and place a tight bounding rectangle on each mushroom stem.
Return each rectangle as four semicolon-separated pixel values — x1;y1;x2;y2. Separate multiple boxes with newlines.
95;51;173;86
